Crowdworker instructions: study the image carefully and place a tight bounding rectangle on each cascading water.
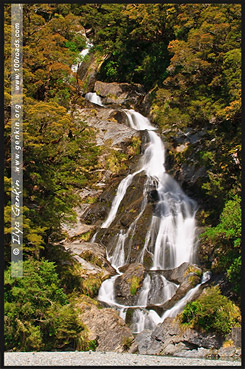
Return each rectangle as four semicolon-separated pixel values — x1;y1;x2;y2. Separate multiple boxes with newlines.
94;108;200;333
70;35;104;108
71;35;93;73
71;32;208;337
85;92;103;106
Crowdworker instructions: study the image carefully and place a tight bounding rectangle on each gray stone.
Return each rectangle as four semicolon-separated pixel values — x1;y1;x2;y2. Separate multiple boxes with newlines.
231;327;241;347
94;81;145;107
76;300;134;353
218;346;236;359
135;317;224;355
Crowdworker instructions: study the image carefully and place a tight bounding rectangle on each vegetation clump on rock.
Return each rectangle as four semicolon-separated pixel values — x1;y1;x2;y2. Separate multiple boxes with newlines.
179;286;241;337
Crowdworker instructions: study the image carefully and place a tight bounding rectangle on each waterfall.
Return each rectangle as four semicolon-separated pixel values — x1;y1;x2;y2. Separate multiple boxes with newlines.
160;271;211;321
101;173;138;229
94;108;200;333
85;92;103;106
71;35;93;73
70;34;104;107
100;109;197;269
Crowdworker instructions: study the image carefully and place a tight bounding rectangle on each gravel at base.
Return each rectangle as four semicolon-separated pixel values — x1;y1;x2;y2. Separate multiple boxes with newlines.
4;352;241;366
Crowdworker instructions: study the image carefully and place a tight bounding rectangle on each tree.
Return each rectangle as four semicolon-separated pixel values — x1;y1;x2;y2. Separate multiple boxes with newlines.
4;258;85;351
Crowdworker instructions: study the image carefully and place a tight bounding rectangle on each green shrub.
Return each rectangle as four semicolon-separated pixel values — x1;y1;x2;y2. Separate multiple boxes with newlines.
200;195;241;297
179;286;241;337
4;259;85;351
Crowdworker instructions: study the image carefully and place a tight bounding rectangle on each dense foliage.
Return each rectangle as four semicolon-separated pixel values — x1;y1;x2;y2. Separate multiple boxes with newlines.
179;286;241;336
4;3;241;351
200;195;241;299
4;4;102;351
4;259;90;351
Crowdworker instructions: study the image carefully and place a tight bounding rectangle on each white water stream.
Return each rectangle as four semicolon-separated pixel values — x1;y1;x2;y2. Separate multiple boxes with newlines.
94;108;202;333
85;92;104;106
71;34;93;73
72;34;208;336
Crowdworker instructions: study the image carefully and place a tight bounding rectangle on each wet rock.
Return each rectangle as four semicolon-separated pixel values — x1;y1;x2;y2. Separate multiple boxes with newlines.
82;176;123;226
135;317;224;355
108;110;129;125
114;263;146;305
78;53;107;92
76;298;134;352
162;262;201;284
158;264;203;311
73;107;140;148
147;189;159;203
92;172;154;266
94;81;145;107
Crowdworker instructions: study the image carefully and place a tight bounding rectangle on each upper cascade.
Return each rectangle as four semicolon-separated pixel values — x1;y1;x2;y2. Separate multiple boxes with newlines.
71;35;93;73
99;108;197;270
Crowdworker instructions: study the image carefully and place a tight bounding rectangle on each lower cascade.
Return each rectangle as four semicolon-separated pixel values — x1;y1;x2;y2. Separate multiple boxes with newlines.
86;93;209;334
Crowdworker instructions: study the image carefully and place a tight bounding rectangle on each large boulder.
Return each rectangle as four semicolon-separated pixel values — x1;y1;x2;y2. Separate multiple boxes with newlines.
64;241;116;279
94;81;145;107
162;262;202;284
77;53;107;92
114;263;146;305
134;317;224;356
76;297;134;352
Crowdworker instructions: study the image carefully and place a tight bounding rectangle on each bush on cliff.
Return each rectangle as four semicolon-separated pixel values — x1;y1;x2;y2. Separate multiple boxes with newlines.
179;286;241;337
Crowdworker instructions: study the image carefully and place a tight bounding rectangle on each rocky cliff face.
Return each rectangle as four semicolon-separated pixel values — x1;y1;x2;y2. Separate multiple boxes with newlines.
61;78;240;359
